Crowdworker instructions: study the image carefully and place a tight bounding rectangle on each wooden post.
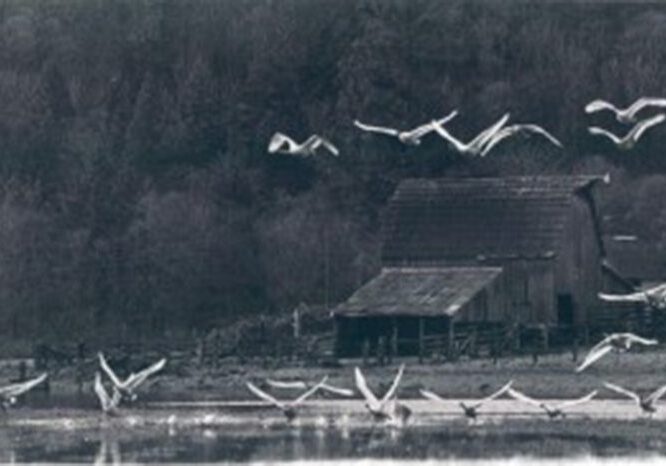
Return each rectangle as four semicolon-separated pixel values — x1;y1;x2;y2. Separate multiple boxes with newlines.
390;317;397;362
418;317;425;364
447;318;455;361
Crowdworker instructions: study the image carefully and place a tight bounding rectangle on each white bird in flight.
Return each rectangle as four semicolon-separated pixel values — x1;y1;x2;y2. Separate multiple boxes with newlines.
585;97;666;124
246;376;328;421
94;372;122;415
420;380;513;419
588;113;666;150
507;387;598;419
0;373;48;410
479;124;563;156
265;378;354;397
599;283;666;310
603;381;666;415
268;132;339;157
431;113;511;156
353;110;458;146
98;352;166;402
354;364;411;424
575;333;658;373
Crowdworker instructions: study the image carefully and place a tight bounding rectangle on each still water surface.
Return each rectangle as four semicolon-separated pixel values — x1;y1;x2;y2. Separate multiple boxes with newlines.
2;401;666;462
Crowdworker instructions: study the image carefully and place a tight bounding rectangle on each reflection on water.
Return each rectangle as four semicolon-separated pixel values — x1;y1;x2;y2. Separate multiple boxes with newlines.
2;406;666;462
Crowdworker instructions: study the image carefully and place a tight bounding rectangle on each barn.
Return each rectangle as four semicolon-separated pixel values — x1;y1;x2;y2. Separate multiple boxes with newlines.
333;175;621;357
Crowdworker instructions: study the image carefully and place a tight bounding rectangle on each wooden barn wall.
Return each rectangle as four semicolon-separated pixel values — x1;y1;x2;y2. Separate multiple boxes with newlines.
454;276;506;323
556;194;603;324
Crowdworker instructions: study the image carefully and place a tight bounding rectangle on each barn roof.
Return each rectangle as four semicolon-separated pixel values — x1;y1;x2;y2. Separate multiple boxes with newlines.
382;175;607;264
333;267;502;317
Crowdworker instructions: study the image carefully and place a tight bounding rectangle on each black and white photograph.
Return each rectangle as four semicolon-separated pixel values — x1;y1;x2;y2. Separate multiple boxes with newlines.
2;0;666;463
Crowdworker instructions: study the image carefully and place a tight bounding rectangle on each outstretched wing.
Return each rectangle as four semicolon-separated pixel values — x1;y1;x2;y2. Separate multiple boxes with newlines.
246;381;285;409
555;390;598;410
353;120;399;137
603;382;641;403
268;132;292;153
404;111;458;141
98;352;124;388
506;387;542;408
315;136;340;156
625;333;658;346
575;344;613;373
0;373;48;398
585;99;618;115
630;113;666;142
266;379;308;390
598;291;648;303
381;364;405;404
647;383;666;404
320;383;354;397
94;372;115;412
420;389;446;404
479;380;514;404
354;367;380;410
588;127;621;145
627;97;666;119
470;113;510;148
293;376;328;405
126;358;166;391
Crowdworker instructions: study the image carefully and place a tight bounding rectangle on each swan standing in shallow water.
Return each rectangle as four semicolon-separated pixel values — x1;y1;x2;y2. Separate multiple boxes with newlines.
599;283;666;310
94;372;121;415
98;352;166;402
507;387;598;419
268;133;339;157
266;378;354;397
354;111;458;146
588;113;666;150
354;364;411;424
603;381;666;415
576;333;658;373
246;376;328;421
420;380;513;419
585;97;666;124
431;113;510;156
0;372;48;410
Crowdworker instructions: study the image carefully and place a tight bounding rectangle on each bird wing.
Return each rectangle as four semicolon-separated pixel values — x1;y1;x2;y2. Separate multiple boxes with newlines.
419;389;447;404
293;376;328;405
479;380;514;404
320;383;354;397
268;132;292;153
625;333;658;346
588;127;621;144
126;358;166;391
647;383;666;404
403;111;458;141
645;283;666;296
585;100;618;115
603;382;641;403
575;344;613;373
98;352;125;388
555;390;598;410
316;136;340;156
94;372;114;412
598;291;648;303
627;97;666;119
432;122;468;152
629;113;666;142
470;113;510;149
246;381;285;409
353;120;399;137
354;367;380;410
479;127;517;156
0;373;48;398
381;364;405;404
266;379;308;390
506;387;542;407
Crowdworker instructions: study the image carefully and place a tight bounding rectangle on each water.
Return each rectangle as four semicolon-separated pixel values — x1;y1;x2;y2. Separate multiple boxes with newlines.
2;401;666;462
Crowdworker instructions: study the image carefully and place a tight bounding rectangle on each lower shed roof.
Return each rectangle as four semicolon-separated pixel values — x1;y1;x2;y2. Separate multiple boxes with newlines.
333;267;503;318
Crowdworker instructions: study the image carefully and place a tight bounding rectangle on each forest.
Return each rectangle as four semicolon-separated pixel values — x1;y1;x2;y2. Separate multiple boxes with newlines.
1;0;666;345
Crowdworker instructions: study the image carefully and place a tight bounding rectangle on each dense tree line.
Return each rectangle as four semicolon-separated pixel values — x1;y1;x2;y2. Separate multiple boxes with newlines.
0;0;665;343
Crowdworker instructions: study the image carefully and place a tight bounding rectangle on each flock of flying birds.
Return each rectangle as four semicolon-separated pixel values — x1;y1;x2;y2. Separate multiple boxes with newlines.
244;331;665;425
268;97;666;157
